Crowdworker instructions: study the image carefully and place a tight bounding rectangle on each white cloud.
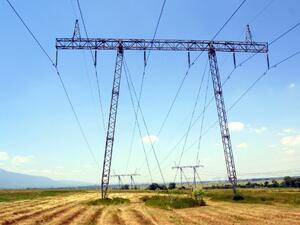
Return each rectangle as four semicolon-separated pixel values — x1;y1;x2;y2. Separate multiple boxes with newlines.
55;166;64;170
277;132;285;136
285;149;296;155
277;129;296;136
0;152;10;161
236;142;248;149
281;135;300;147
11;155;34;165
228;122;244;132
268;144;276;148
41;169;52;174
142;135;159;144
282;128;295;134
82;165;94;169
289;83;296;88
254;126;267;133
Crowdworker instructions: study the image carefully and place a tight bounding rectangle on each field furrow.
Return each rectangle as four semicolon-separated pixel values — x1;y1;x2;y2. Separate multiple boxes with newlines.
143;207;178;225
204;205;277;224
31;203;79;225
0;203;71;225
1;190;299;225
173;210;222;225
73;207;103;225
0;200;49;215
57;206;88;225
99;208;126;225
125;208;157;225
88;207;104;225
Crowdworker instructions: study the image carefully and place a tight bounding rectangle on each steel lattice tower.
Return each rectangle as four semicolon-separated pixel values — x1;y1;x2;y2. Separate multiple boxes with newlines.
208;46;237;194
101;45;124;198
56;21;268;198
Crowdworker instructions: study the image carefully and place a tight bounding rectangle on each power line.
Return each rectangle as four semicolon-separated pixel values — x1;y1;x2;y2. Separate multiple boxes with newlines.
157;0;248;138
137;0;247;172
196;70;210;164
5;0;55;66
70;0;78;19
5;0;100;169
232;21;300;72
69;1;103;137
125;59;168;188
76;0;106;133
123;59;153;183
151;0;167;51
173;60;208;182
248;0;275;24
211;0;247;40
181;49;300;160
158;21;300;169
230;50;300;110
126;0;168;174
190;0;248;67
270;22;300;45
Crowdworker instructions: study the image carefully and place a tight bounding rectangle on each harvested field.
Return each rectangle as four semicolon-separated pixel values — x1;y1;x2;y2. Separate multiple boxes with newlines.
0;189;299;225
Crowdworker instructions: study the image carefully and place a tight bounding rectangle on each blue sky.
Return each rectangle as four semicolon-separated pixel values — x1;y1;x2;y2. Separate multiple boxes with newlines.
0;0;300;184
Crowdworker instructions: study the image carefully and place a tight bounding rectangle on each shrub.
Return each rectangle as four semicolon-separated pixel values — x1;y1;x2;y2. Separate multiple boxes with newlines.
141;195;204;209
233;193;244;201
147;183;168;190
121;185;129;190
148;183;160;190
168;182;176;189
88;197;129;206
282;176;300;188
193;189;206;206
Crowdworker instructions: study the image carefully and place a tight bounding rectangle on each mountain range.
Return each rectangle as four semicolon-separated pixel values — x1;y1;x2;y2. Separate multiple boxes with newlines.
0;168;93;189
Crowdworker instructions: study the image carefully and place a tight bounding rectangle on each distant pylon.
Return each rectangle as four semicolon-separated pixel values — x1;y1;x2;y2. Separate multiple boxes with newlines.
111;173;140;189
172;163;203;188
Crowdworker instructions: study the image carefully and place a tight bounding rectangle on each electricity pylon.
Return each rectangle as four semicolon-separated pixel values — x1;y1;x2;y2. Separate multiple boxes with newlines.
172;164;203;188
56;21;268;198
111;173;140;189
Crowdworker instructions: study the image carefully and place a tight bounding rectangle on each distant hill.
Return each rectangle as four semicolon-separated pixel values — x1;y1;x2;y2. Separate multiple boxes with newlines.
0;168;93;189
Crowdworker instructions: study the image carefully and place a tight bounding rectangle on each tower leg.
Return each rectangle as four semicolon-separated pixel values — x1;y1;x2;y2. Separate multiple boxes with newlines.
193;167;196;189
180;168;183;187
101;45;124;198
130;176;135;189
118;176;121;189
208;46;238;196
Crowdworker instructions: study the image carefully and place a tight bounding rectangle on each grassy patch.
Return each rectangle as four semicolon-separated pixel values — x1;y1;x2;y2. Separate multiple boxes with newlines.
0;189;86;202
206;188;300;206
158;189;191;195
141;195;205;209
87;197;130;206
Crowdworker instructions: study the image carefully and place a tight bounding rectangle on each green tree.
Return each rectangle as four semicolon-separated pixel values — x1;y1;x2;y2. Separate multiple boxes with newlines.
271;180;279;187
121;184;129;190
148;183;159;190
168;182;176;189
264;181;269;187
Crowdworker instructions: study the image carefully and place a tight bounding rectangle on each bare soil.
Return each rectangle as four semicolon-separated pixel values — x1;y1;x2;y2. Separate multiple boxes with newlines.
0;191;299;225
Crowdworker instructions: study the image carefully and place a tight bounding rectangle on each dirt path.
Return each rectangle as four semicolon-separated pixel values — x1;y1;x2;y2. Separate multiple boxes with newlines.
0;191;299;225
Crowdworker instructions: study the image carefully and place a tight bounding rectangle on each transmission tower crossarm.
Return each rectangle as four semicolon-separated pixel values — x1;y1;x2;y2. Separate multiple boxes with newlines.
172;165;203;169
111;173;140;177
101;45;124;199
56;38;268;53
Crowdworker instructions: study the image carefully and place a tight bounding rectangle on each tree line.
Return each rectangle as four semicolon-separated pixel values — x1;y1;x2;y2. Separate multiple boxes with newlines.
207;176;300;189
